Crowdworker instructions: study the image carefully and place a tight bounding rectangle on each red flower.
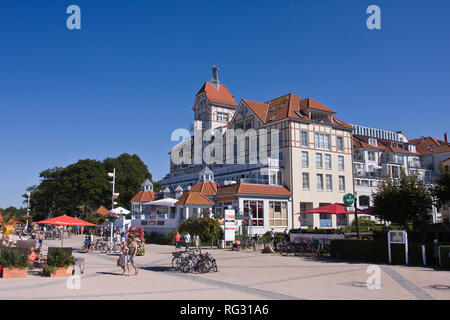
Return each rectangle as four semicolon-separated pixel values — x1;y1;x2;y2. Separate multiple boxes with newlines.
14;264;18;268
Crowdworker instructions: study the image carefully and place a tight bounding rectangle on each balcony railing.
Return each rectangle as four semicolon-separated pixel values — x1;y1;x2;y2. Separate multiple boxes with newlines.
354;171;382;179
353;155;365;162
381;157;404;165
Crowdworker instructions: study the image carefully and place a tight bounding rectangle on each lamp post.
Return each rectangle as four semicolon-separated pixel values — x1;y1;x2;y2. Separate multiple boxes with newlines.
25;192;31;232
108;169;119;244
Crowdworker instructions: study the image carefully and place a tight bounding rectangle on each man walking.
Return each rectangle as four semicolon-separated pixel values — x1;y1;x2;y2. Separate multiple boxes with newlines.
184;232;191;249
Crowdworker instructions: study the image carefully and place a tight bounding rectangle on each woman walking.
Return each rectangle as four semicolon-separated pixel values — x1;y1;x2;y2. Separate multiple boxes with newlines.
127;237;138;275
119;241;130;276
174;232;180;252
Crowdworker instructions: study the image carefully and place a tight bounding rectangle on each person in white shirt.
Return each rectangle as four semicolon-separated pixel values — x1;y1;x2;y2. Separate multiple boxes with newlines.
184;233;191;249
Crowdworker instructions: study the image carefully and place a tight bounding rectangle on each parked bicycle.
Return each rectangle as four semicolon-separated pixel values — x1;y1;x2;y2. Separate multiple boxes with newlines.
240;234;264;250
100;241;122;254
172;249;218;273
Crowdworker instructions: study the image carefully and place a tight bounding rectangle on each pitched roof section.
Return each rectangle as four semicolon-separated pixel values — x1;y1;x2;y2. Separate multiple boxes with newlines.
409;136;450;155
130;191;157;203
93;205;110;216
242;99;269;123
197;82;237;107
238;94;353;129
175;192;215;206
216;184;292;197
300;98;336;114
190;181;218;196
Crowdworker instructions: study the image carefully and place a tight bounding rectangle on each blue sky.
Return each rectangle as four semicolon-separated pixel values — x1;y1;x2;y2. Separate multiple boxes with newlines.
0;0;449;208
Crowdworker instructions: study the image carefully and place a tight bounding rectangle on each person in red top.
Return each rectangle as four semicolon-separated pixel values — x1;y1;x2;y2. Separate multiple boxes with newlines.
174;232;180;252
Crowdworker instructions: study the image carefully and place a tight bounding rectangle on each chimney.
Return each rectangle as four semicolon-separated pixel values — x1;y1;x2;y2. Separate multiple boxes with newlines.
445;133;448;144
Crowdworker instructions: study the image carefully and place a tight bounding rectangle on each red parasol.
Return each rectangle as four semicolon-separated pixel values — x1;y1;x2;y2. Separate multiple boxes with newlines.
296;203;355;215
38;215;96;226
38;215;96;246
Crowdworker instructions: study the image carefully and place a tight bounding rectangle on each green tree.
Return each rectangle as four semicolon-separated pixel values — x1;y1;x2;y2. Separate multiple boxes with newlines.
432;165;450;209
178;217;222;244
103;154;152;209
372;169;433;232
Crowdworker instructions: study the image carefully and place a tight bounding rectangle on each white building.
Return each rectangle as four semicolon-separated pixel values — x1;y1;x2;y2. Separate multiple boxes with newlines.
162;64;356;231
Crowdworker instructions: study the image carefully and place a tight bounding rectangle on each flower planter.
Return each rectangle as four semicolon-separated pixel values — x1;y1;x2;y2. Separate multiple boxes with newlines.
50;266;73;277
1;267;28;278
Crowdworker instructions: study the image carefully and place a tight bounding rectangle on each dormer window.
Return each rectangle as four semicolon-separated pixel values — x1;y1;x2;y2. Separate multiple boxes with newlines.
408;145;416;153
368;138;377;147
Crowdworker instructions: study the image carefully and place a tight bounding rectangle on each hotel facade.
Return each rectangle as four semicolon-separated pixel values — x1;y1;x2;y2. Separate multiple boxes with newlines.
158;65;355;233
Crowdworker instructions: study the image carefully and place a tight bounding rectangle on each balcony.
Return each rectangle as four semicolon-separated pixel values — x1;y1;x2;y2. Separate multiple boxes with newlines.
354;170;382;179
381;156;404;165
353;155;365;162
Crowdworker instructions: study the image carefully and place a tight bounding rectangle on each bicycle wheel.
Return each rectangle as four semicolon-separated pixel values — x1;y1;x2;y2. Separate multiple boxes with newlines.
211;260;218;272
100;244;109;254
172;257;181;269
113;244;121;254
197;261;209;274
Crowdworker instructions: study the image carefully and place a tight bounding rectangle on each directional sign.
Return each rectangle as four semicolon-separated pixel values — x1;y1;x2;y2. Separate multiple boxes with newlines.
343;193;355;206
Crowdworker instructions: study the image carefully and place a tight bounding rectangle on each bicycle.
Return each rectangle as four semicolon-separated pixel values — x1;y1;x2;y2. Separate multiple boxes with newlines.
100;241;122;254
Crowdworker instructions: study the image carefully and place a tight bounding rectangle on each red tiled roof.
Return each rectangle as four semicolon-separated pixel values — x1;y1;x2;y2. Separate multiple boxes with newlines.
217;184;291;197
242;99;269;123
300;98;336;114
93;205;110;216
409;136;450;155
175;192;215;206
190;181;217;196
196;82;237;106
130;191;157;203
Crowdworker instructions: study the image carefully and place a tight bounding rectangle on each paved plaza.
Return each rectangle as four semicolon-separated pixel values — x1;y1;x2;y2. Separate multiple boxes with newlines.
1;235;449;300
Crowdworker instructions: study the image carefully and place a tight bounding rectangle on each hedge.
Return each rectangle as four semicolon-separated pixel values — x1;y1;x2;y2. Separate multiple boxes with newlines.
441;246;450;268
330;239;444;266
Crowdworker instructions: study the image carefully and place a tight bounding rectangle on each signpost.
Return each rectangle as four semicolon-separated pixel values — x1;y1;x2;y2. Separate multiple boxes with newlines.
344;193;359;239
224;209;236;243
388;230;408;265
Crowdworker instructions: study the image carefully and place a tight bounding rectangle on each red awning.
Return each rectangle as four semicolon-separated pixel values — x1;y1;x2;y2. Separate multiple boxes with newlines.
37;215;96;226
296;203;355;215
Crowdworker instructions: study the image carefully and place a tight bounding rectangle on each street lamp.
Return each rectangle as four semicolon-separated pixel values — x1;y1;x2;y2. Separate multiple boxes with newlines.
108;169;119;243
25;192;31;232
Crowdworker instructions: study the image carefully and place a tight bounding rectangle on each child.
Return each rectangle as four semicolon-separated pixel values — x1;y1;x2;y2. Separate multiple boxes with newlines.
84;236;89;252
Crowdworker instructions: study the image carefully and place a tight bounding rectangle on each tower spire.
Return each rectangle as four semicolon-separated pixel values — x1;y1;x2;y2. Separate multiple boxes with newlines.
211;62;220;89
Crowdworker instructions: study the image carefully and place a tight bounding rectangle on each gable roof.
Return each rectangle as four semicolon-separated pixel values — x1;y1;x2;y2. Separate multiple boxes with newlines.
216;184;292;197
409;136;450;155
300;98;336;114
130;191;158;203
196;82;237;106
175;192;215;206
190;181;218;196
93;205;110;216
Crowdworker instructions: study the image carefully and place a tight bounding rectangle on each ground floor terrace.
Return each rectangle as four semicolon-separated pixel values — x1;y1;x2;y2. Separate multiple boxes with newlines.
1;235;449;300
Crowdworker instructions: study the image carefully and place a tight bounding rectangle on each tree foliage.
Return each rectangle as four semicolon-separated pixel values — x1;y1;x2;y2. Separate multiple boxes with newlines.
372;169;433;231
103;154;152;208
25;153;152;220
432;165;450;208
178;217;222;243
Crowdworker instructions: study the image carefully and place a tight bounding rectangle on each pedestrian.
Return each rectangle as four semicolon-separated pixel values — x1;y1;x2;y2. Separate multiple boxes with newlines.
38;232;44;248
100;227;104;238
127;237;138;275
270;228;275;243
174;231;180;252
119;241;130;276
184;232;191;249
80;226;84;235
195;235;200;250
89;231;94;252
284;228;289;240
84;236;89;252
